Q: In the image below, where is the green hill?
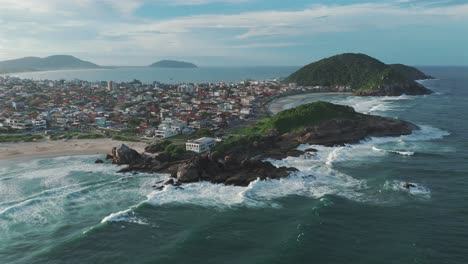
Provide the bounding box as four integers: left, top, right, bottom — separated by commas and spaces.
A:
0, 55, 100, 73
286, 53, 433, 96
149, 60, 197, 68
257, 101, 357, 134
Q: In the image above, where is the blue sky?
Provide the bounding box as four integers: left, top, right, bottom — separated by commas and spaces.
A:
0, 0, 467, 66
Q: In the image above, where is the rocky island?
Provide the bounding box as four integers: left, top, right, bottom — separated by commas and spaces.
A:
106, 101, 418, 187
286, 53, 433, 96
149, 60, 198, 68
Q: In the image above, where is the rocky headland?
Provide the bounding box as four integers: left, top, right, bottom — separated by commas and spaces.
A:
105, 102, 418, 187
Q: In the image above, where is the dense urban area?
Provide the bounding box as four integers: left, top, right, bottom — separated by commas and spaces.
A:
0, 75, 350, 151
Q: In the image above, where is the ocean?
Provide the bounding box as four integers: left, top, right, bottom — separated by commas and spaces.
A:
10, 66, 299, 84
1, 66, 467, 263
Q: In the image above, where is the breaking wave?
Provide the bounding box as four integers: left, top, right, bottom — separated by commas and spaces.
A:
383, 180, 431, 199
101, 209, 148, 225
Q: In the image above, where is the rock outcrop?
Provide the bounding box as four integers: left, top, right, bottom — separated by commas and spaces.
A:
174, 154, 297, 186
106, 102, 419, 187
110, 144, 142, 165
354, 81, 433, 96
282, 116, 417, 146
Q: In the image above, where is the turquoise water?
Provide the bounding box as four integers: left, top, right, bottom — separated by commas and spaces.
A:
11, 66, 299, 84
1, 66, 468, 263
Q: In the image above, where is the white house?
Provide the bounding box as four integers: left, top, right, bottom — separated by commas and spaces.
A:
186, 137, 216, 153
155, 118, 186, 139
34, 119, 47, 130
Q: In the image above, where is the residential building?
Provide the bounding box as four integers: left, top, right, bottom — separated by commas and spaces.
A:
186, 137, 216, 153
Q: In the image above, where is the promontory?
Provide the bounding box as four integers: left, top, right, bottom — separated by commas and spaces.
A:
286, 53, 433, 96
107, 101, 418, 187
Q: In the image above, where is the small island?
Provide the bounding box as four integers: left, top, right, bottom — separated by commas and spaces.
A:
0, 55, 100, 73
108, 101, 418, 187
286, 53, 433, 96
149, 60, 198, 68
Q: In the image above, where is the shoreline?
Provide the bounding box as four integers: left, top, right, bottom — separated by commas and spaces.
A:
267, 92, 352, 114
0, 138, 147, 161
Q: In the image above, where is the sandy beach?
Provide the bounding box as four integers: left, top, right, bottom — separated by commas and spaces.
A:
0, 138, 147, 161
268, 92, 352, 114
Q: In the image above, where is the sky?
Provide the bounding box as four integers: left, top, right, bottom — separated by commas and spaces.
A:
0, 0, 467, 66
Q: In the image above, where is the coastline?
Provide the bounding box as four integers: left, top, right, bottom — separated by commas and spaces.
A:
267, 92, 352, 114
0, 138, 147, 161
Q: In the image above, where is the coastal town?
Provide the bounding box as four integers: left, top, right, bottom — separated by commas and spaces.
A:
0, 75, 350, 152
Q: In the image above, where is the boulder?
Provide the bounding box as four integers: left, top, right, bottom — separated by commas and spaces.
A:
111, 144, 142, 165
177, 164, 200, 183
95, 159, 104, 164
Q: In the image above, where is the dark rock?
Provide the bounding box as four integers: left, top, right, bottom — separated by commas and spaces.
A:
163, 179, 175, 185
403, 182, 417, 189
94, 159, 104, 164
177, 164, 200, 183
112, 144, 142, 165
286, 149, 304, 157
304, 148, 318, 152
173, 155, 298, 187
282, 116, 417, 147
105, 154, 113, 160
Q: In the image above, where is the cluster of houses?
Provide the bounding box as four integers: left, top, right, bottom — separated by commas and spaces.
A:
0, 75, 350, 153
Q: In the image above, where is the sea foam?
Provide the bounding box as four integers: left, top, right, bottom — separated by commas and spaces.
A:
101, 208, 148, 225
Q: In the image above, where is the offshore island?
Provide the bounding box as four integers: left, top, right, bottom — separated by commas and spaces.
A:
0, 53, 433, 187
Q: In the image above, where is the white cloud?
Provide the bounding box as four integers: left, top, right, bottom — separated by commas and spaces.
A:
0, 1, 466, 64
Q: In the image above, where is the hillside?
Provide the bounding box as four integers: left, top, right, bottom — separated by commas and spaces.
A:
286, 53, 433, 96
215, 101, 417, 160
149, 60, 197, 68
256, 101, 357, 134
389, 64, 434, 80
0, 55, 100, 73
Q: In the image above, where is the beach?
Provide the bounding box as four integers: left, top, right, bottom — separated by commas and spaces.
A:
0, 138, 147, 160
268, 92, 352, 114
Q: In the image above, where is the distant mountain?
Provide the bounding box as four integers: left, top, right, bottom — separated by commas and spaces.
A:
0, 55, 100, 73
286, 53, 433, 96
149, 60, 197, 68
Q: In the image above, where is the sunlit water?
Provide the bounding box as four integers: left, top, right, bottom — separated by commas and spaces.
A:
1, 66, 467, 263
11, 66, 299, 84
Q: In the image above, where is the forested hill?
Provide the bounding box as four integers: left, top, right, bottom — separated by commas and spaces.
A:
286, 53, 433, 96
0, 55, 100, 73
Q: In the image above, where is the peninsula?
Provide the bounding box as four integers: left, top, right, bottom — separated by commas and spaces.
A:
0, 55, 100, 73
286, 53, 433, 96
149, 60, 198, 68
109, 101, 418, 187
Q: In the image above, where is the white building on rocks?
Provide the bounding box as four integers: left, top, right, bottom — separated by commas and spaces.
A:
186, 137, 216, 153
